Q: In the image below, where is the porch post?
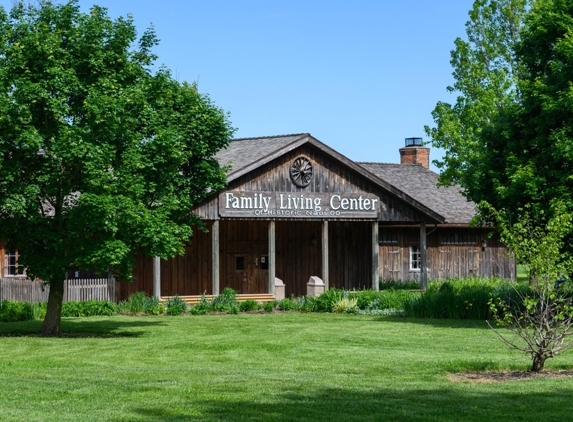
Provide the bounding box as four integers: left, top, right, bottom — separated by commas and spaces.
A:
322, 220, 329, 290
268, 220, 276, 295
153, 256, 161, 299
372, 221, 379, 291
420, 222, 427, 291
212, 220, 220, 296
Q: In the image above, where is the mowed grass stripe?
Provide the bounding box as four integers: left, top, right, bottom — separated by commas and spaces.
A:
1, 313, 572, 421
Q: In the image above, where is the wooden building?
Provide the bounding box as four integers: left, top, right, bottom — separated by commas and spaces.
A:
117, 134, 515, 301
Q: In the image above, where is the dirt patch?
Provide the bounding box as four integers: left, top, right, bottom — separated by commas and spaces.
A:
448, 369, 573, 383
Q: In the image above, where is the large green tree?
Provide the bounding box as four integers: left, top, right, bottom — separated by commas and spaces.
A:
425, 0, 529, 193
427, 0, 573, 225
0, 1, 234, 335
475, 0, 573, 217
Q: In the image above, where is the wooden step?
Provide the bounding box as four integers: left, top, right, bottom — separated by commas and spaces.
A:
161, 293, 275, 305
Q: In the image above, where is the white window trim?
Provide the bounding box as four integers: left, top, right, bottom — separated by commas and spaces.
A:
3, 250, 25, 277
409, 245, 421, 272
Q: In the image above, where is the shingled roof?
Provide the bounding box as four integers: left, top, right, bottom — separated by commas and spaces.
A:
215, 133, 310, 181
214, 134, 476, 224
358, 162, 476, 224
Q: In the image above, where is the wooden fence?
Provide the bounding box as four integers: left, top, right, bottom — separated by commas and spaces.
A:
0, 277, 116, 303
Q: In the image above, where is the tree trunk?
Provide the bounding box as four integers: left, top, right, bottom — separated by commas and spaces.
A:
531, 354, 546, 372
40, 276, 65, 336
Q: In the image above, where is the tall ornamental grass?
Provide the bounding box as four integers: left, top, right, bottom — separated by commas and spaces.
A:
403, 277, 513, 319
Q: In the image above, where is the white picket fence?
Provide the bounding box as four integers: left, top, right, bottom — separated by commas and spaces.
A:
0, 277, 116, 303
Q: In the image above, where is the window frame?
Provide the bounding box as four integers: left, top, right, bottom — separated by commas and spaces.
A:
409, 245, 421, 272
3, 250, 24, 277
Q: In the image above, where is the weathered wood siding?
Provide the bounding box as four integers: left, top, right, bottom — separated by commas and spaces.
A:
120, 219, 374, 300
219, 220, 268, 294
193, 144, 427, 223
276, 220, 322, 297
119, 223, 214, 300
378, 226, 515, 281
328, 221, 372, 290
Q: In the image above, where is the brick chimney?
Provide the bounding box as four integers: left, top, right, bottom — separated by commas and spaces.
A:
399, 137, 430, 169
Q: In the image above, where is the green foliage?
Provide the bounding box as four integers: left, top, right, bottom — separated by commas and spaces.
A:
276, 298, 297, 311
0, 300, 33, 322
293, 295, 315, 312
210, 288, 239, 313
143, 296, 164, 315
188, 304, 209, 315
31, 302, 47, 320
482, 201, 573, 285
428, 0, 573, 244
332, 297, 358, 313
238, 300, 260, 312
187, 288, 244, 315
485, 201, 573, 371
165, 295, 187, 316
127, 292, 147, 314
351, 290, 382, 310
403, 278, 509, 319
472, 0, 573, 222
379, 279, 420, 290
425, 0, 528, 190
263, 302, 274, 313
61, 300, 117, 317
312, 289, 346, 312
0, 1, 234, 334
313, 288, 416, 314
117, 292, 165, 315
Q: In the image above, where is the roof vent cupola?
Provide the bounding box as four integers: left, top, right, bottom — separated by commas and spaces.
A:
400, 137, 430, 169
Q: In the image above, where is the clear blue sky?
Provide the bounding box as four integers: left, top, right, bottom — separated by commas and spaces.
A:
2, 0, 474, 172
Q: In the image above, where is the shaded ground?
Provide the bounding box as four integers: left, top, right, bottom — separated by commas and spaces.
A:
449, 369, 573, 383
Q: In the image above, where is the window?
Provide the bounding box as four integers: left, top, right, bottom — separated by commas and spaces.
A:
235, 256, 245, 271
3, 250, 20, 277
260, 255, 269, 270
410, 245, 421, 271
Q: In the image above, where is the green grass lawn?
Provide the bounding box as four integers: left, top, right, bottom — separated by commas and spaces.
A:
1, 313, 572, 421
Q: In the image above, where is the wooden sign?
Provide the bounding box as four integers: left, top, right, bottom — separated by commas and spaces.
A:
219, 191, 379, 219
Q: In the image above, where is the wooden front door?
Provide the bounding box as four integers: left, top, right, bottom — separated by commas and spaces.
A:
225, 241, 268, 294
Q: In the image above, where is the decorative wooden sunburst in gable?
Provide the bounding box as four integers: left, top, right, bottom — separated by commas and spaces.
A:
290, 155, 313, 188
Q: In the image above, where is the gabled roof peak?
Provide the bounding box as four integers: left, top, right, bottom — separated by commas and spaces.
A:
231, 133, 309, 142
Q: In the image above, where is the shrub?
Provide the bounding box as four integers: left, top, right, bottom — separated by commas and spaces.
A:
239, 300, 260, 312
82, 300, 116, 316
313, 289, 345, 312
143, 296, 164, 315
294, 295, 315, 312
379, 279, 421, 290
210, 288, 239, 313
277, 298, 296, 311
116, 300, 129, 314
188, 304, 209, 315
332, 297, 358, 313
351, 290, 382, 310
344, 289, 413, 312
165, 295, 187, 316
61, 301, 83, 317
32, 302, 47, 320
127, 292, 147, 314
61, 300, 117, 317
263, 302, 274, 312
0, 300, 33, 322
402, 277, 510, 319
